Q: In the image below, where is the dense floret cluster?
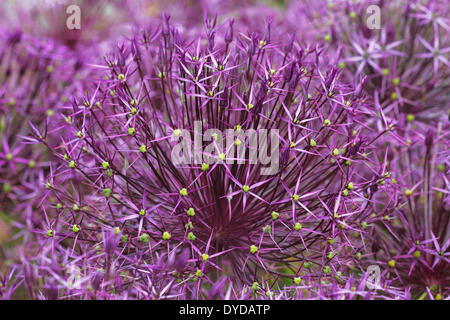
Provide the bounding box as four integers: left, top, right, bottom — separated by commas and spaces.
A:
0, 0, 448, 300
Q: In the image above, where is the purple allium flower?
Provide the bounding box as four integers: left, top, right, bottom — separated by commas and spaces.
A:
29, 13, 394, 299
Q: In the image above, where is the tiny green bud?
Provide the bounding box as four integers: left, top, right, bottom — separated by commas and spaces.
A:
139, 144, 147, 153
187, 232, 196, 241
2, 183, 11, 193
102, 161, 109, 170
179, 188, 188, 196
271, 211, 279, 220
294, 222, 302, 231
187, 208, 195, 217
250, 245, 258, 254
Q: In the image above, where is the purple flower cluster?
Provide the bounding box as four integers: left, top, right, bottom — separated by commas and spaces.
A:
0, 0, 448, 300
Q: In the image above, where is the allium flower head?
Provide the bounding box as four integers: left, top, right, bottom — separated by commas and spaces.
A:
31, 13, 392, 299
